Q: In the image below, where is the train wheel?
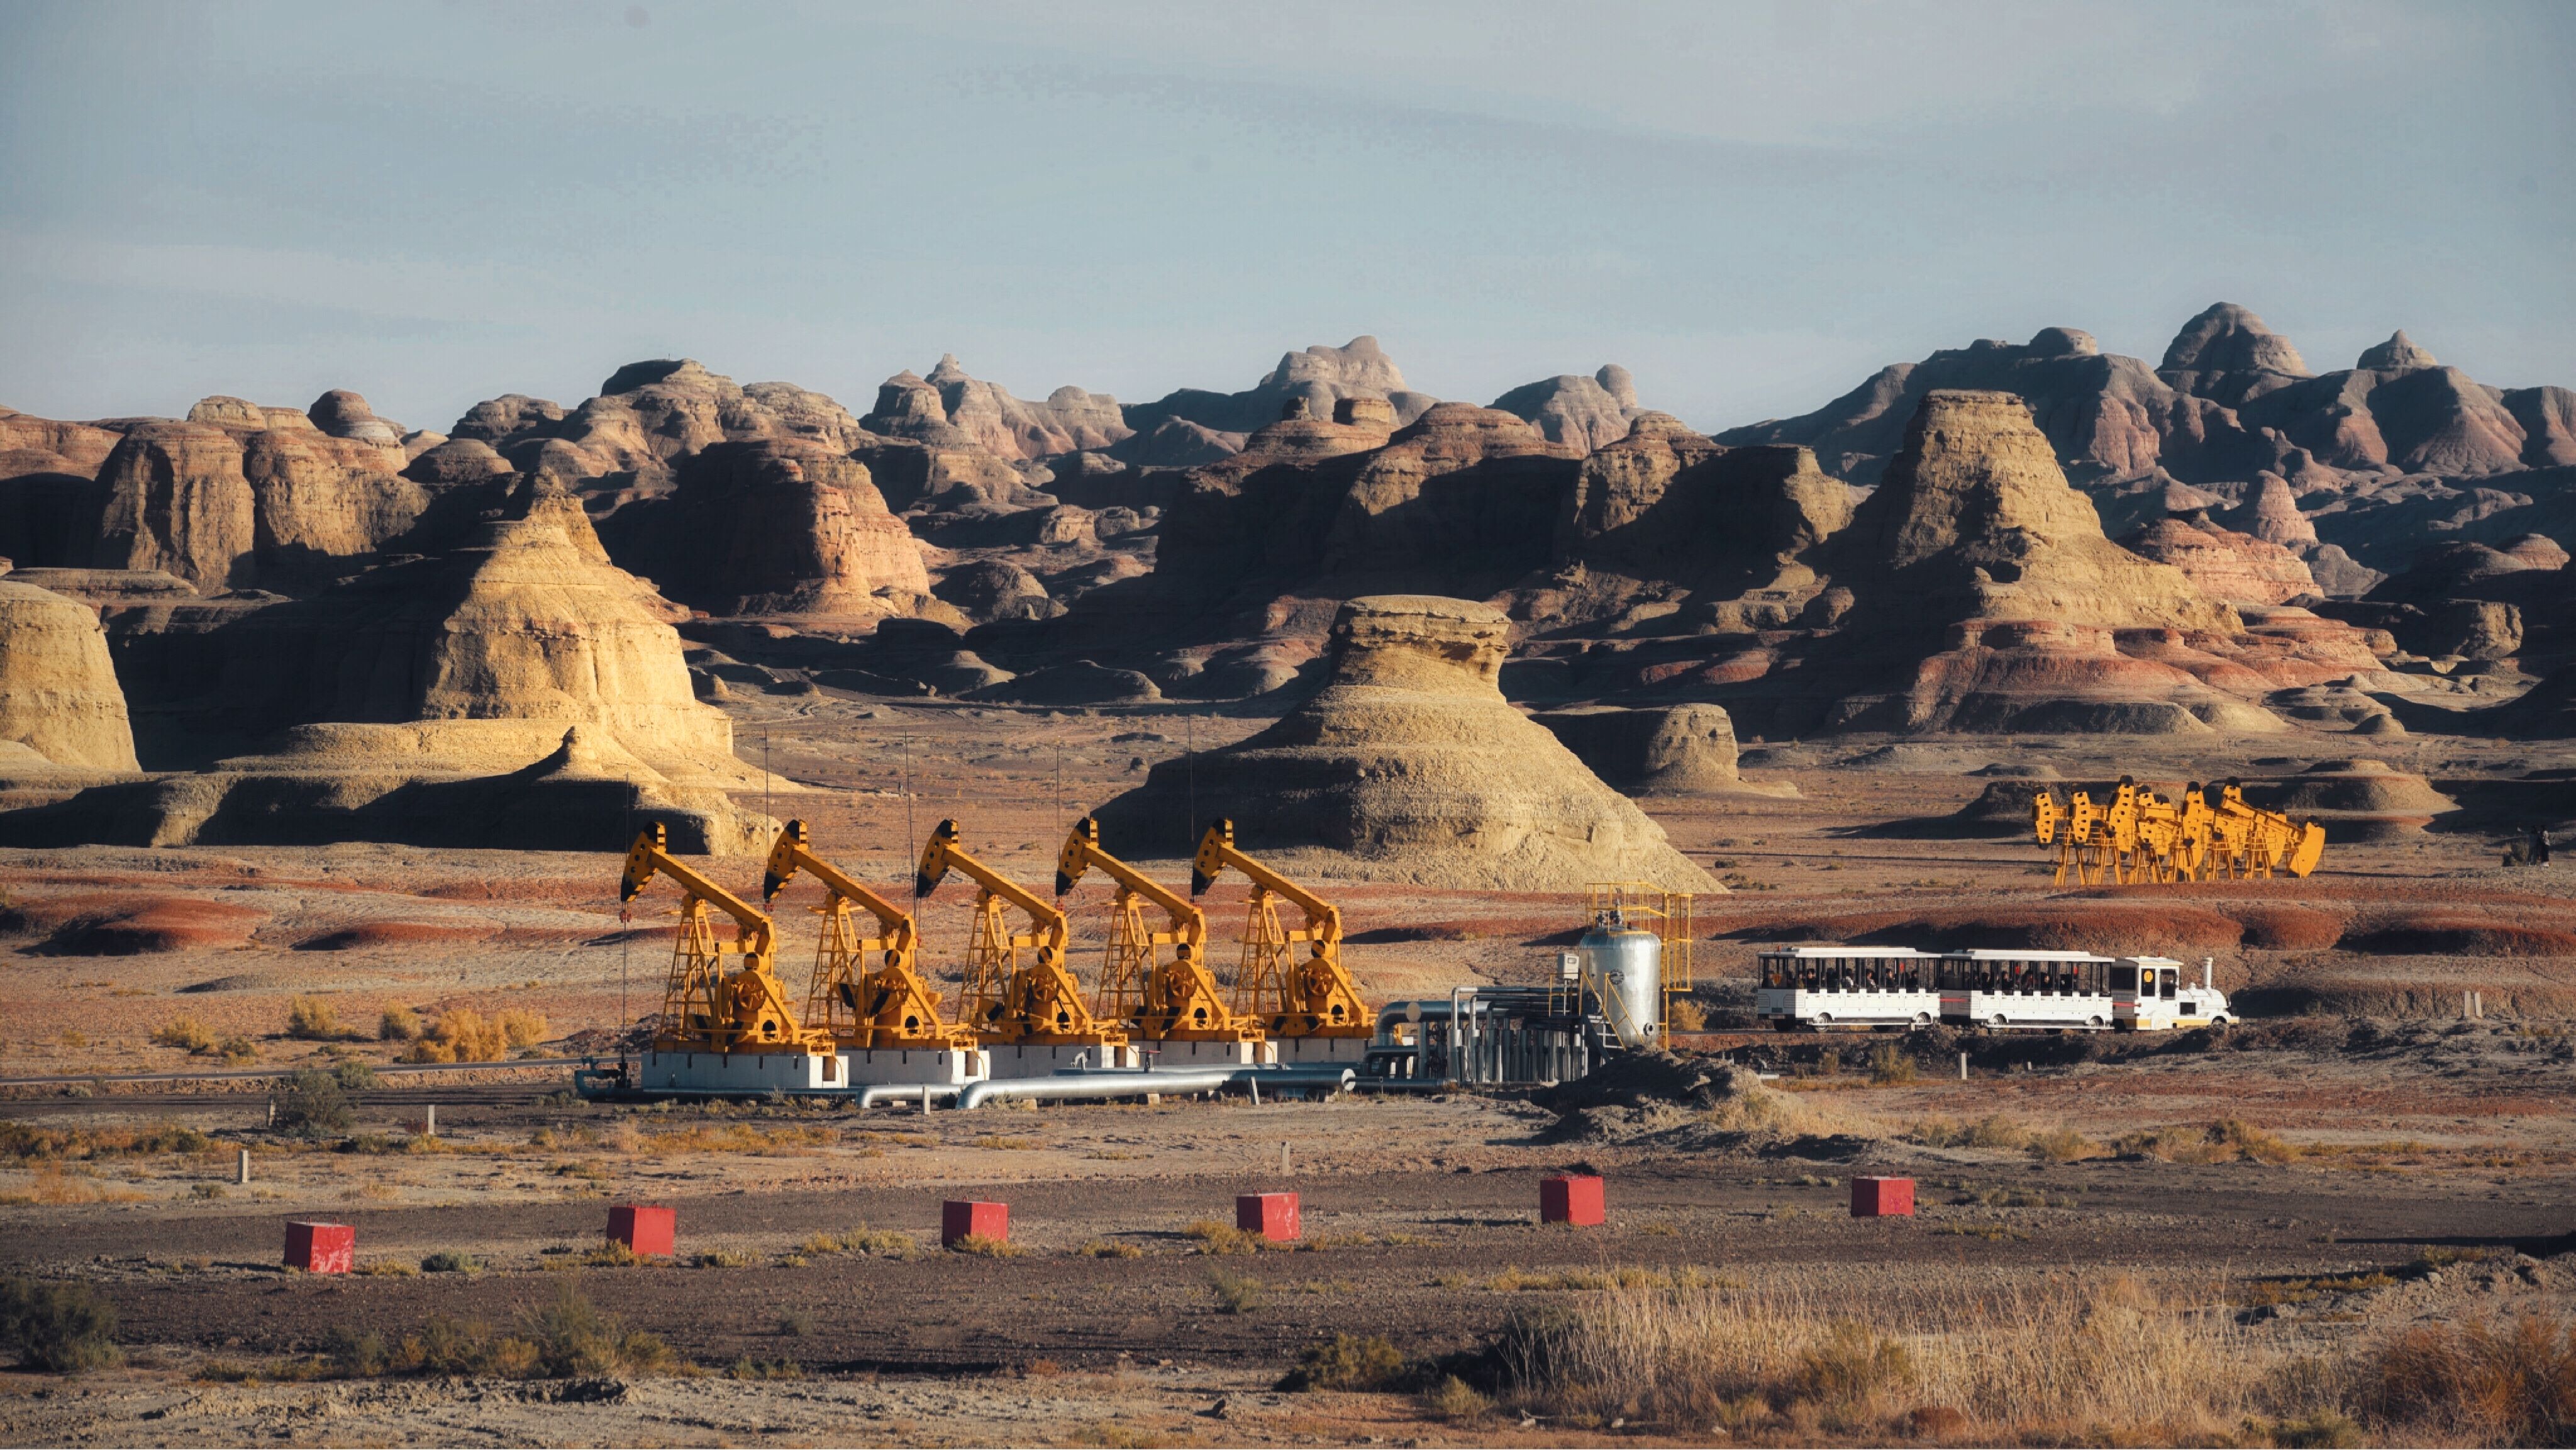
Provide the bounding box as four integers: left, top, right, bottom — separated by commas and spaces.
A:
1989, 1014, 2008, 1030
2087, 1016, 2106, 1030
1913, 1013, 1933, 1028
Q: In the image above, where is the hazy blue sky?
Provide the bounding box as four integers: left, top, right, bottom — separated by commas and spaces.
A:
2, 1, 2568, 435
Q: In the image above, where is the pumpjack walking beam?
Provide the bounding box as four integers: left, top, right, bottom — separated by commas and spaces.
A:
1058, 816, 1261, 1042
763, 819, 975, 1051
620, 823, 828, 1054
1191, 818, 1371, 1039
916, 818, 1124, 1047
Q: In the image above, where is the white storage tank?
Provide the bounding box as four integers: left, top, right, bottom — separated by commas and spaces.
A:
1578, 912, 1662, 1049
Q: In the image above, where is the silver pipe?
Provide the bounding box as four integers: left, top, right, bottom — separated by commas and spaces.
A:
955, 1066, 1356, 1110
855, 1083, 967, 1110
1374, 1000, 1463, 1044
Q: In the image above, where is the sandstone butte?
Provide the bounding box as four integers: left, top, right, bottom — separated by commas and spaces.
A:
0, 477, 775, 854
0, 572, 140, 773
1093, 594, 1716, 892
1802, 390, 2372, 735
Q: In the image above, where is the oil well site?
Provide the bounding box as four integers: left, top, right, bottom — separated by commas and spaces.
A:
4, 12, 2576, 1436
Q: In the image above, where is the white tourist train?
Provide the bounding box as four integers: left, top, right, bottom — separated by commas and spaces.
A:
1754, 945, 2230, 1032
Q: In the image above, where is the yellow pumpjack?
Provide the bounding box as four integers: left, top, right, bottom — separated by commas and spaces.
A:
2035, 776, 2324, 885
1191, 819, 1371, 1042
620, 822, 831, 1056
916, 818, 1127, 1051
1057, 816, 1261, 1044
763, 819, 977, 1052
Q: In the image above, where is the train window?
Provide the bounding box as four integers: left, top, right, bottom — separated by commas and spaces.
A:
2161, 969, 2177, 1000
2111, 964, 2138, 992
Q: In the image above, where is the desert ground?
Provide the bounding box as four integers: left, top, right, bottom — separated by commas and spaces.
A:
4, 693, 2575, 1445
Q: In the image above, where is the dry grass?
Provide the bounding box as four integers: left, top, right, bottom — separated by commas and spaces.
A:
797, 1227, 921, 1260
0, 1167, 153, 1205
1484, 1264, 1736, 1293
948, 1234, 1021, 1258
1182, 1219, 1273, 1256
2118, 1118, 2301, 1164
398, 1007, 547, 1064
286, 996, 364, 1042
1905, 1113, 2101, 1162
1486, 1271, 2331, 1442
1, 1122, 215, 1162
149, 1017, 216, 1053
2369, 1313, 2576, 1444
314, 1284, 673, 1380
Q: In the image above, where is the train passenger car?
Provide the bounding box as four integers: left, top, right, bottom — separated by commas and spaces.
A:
2113, 956, 2231, 1030
1755, 947, 1940, 1029
1935, 949, 2122, 1030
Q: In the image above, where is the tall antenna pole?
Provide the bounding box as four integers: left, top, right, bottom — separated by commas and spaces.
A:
902, 728, 915, 859
1185, 715, 1196, 852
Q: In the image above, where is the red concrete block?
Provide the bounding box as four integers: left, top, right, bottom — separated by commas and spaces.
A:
1236, 1192, 1300, 1242
606, 1204, 676, 1256
1850, 1177, 1915, 1217
942, 1199, 1008, 1247
284, 1220, 354, 1274
1540, 1174, 1605, 1226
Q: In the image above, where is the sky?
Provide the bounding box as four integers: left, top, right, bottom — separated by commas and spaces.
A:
1, 1, 2570, 436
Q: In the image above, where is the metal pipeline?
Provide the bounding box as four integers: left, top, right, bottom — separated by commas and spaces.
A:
1374, 999, 1462, 1044
854, 1083, 968, 1111
955, 1066, 1357, 1110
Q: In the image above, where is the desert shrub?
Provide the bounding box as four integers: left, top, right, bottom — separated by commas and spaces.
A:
1078, 1239, 1143, 1259
286, 996, 344, 1041
394, 1007, 547, 1060
2369, 1313, 2576, 1444
528, 1283, 672, 1376
273, 1070, 354, 1139
777, 1310, 814, 1337
1965, 1113, 2029, 1150
2118, 1118, 2298, 1165
1666, 998, 1707, 1032
1184, 1219, 1265, 1255
151, 1017, 215, 1054
1422, 1373, 1491, 1420
1788, 1320, 1914, 1405
948, 1234, 1021, 1258
1279, 1332, 1407, 1391
331, 1060, 377, 1093
215, 1036, 258, 1064
1206, 1267, 1264, 1314
1866, 1042, 1917, 1085
729, 1356, 801, 1380
2025, 1127, 2101, 1163
419, 1252, 479, 1274
378, 1007, 419, 1042
0, 1276, 120, 1372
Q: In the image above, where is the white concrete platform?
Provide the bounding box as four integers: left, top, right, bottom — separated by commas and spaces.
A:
1272, 1035, 1370, 1066
1141, 1039, 1279, 1068
839, 1047, 989, 1086
984, 1042, 1143, 1078
638, 1048, 840, 1095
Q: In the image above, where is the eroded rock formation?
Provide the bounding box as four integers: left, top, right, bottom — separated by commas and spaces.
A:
1093, 595, 1713, 890
0, 574, 140, 772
